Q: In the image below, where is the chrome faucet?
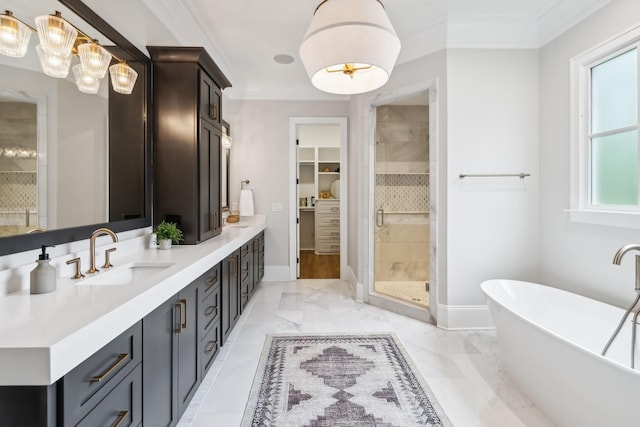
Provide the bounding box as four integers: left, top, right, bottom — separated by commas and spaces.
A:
87, 228, 118, 274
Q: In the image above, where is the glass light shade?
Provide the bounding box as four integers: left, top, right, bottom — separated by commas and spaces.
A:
72, 64, 101, 94
108, 62, 138, 94
299, 0, 401, 95
0, 12, 32, 57
222, 133, 232, 149
35, 12, 77, 57
36, 44, 71, 78
78, 42, 112, 78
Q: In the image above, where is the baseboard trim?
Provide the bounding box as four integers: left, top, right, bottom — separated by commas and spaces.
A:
263, 265, 289, 282
345, 265, 364, 302
436, 304, 495, 330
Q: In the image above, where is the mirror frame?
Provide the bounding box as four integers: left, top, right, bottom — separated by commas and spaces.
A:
0, 0, 152, 256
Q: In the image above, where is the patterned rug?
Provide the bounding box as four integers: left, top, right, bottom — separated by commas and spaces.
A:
241, 333, 451, 427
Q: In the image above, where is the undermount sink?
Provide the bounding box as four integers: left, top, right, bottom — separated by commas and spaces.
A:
77, 262, 174, 286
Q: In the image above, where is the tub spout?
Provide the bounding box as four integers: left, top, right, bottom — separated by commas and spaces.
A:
612, 244, 640, 292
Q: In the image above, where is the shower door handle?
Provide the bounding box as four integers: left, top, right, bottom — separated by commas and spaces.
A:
376, 209, 384, 227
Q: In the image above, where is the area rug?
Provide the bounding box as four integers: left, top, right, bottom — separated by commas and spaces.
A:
241, 333, 452, 427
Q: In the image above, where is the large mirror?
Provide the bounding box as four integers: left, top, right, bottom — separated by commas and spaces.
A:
0, 0, 151, 256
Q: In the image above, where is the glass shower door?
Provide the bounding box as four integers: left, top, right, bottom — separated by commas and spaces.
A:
373, 104, 430, 309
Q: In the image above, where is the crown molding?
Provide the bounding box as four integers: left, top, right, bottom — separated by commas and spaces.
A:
141, 0, 240, 86
537, 0, 613, 46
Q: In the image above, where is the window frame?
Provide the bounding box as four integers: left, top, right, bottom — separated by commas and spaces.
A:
569, 25, 640, 228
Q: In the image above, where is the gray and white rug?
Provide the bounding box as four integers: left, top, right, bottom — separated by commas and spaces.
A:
241, 333, 452, 427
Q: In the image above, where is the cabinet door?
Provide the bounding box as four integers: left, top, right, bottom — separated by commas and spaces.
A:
252, 236, 260, 290
199, 71, 222, 129
143, 299, 179, 427
198, 119, 222, 242
221, 250, 240, 345
177, 282, 200, 417
240, 242, 253, 312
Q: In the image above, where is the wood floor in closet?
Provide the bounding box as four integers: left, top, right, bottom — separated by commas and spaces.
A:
299, 250, 340, 279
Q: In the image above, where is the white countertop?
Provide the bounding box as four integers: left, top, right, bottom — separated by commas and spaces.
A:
0, 216, 266, 386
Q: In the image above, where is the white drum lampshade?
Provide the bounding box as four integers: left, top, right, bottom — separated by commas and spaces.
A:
299, 0, 401, 95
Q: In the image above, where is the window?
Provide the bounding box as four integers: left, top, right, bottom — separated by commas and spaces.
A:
570, 26, 640, 228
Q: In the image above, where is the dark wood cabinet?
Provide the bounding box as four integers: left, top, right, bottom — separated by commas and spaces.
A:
142, 280, 200, 426
142, 298, 178, 427
240, 242, 253, 313
221, 249, 240, 345
149, 47, 231, 244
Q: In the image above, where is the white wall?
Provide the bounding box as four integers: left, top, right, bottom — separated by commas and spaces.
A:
540, 0, 640, 307
223, 99, 349, 279
444, 49, 540, 327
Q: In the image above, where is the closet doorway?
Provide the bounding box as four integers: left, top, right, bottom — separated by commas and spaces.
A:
288, 118, 347, 280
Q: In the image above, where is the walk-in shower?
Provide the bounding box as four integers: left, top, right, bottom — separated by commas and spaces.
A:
374, 102, 430, 308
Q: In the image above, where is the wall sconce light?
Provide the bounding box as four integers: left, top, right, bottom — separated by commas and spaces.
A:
0, 10, 137, 95
299, 0, 401, 95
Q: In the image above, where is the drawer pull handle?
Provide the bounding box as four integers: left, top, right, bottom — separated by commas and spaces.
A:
210, 103, 218, 121
112, 410, 129, 427
330, 219, 339, 223
180, 299, 188, 329
332, 232, 339, 236
229, 257, 237, 276
175, 300, 186, 333
331, 207, 339, 211
206, 272, 218, 285
205, 306, 217, 317
205, 340, 218, 354
90, 353, 129, 383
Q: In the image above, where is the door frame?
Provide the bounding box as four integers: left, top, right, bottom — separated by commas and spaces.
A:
365, 80, 439, 323
288, 117, 348, 280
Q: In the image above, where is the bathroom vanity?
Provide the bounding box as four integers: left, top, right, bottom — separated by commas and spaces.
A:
0, 217, 265, 426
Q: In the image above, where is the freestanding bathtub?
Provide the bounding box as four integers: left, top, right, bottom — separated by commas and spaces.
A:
481, 279, 640, 427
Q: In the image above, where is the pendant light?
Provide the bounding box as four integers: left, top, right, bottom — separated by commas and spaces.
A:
299, 0, 401, 95
0, 11, 32, 58
108, 62, 138, 95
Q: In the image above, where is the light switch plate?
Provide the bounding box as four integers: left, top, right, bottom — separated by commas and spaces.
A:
271, 203, 283, 212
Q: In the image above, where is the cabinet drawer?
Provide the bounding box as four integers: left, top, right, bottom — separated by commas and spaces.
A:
200, 283, 220, 336
316, 201, 340, 214
76, 363, 142, 427
199, 264, 221, 298
317, 215, 340, 227
316, 240, 340, 253
317, 227, 340, 239
201, 324, 220, 375
61, 322, 142, 426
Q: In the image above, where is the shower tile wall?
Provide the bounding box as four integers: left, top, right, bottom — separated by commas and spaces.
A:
376, 105, 429, 174
375, 105, 430, 283
375, 223, 429, 281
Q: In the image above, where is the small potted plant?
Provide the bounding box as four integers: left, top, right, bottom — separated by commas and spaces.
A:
154, 221, 183, 249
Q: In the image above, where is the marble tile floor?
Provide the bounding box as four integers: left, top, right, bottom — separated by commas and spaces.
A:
177, 279, 555, 427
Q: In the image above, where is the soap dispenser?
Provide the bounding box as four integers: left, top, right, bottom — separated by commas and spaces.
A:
30, 245, 57, 295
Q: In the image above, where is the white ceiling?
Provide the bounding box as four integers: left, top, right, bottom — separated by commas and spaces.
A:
18, 0, 614, 100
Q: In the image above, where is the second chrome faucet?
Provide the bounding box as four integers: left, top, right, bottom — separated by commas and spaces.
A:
87, 228, 118, 274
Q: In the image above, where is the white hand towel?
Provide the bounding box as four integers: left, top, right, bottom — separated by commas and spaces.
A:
239, 189, 254, 216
